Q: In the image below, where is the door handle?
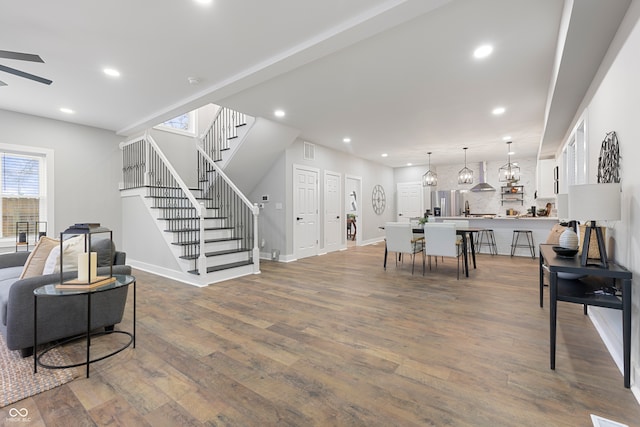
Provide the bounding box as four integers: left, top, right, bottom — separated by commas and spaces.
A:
336, 216, 340, 219
296, 217, 303, 221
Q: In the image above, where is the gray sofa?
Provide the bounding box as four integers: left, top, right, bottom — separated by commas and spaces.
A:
0, 240, 131, 357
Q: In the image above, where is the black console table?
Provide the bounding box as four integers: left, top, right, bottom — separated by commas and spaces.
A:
539, 244, 632, 388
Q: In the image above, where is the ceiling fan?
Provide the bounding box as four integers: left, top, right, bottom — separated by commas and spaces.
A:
0, 50, 52, 86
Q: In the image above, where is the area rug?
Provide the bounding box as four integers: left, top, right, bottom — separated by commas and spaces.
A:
0, 335, 76, 408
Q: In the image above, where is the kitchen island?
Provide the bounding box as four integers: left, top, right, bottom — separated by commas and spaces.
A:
433, 216, 558, 256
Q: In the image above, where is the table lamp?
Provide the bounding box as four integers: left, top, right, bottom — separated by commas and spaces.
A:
568, 183, 621, 268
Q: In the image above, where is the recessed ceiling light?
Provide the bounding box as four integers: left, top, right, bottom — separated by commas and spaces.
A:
492, 107, 506, 115
194, 0, 212, 4
473, 44, 493, 59
60, 107, 75, 114
407, 163, 412, 166
274, 109, 285, 118
103, 68, 120, 77
343, 137, 351, 143
503, 135, 512, 141
381, 153, 388, 158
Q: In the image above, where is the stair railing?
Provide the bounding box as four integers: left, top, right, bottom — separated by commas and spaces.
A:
200, 107, 247, 162
121, 132, 207, 273
197, 145, 259, 266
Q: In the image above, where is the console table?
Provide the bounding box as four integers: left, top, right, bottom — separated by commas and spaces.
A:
539, 244, 632, 388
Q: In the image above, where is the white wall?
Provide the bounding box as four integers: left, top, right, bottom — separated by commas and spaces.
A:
249, 155, 287, 259
556, 0, 640, 396
0, 109, 124, 246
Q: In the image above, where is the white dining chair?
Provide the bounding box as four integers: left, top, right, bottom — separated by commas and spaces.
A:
443, 219, 470, 247
423, 222, 465, 279
384, 222, 425, 275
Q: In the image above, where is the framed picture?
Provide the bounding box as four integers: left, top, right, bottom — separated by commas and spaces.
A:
553, 166, 559, 181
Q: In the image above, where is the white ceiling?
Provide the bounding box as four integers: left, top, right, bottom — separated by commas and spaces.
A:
0, 0, 631, 168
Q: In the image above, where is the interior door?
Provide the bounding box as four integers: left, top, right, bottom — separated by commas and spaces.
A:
293, 165, 319, 259
397, 182, 423, 222
324, 171, 341, 253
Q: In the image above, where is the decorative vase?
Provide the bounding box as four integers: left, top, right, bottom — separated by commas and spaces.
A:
559, 228, 579, 250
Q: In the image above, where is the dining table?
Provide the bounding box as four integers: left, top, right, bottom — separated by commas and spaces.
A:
412, 226, 483, 277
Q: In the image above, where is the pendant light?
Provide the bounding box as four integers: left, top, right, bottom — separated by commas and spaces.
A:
498, 141, 520, 183
458, 147, 473, 184
422, 152, 438, 187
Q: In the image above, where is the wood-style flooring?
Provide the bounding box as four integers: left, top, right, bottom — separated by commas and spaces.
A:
2, 243, 639, 426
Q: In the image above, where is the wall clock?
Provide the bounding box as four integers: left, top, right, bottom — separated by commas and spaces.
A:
597, 131, 620, 183
371, 184, 386, 215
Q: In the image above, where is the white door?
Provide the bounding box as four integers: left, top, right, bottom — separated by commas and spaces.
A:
397, 182, 423, 222
324, 171, 341, 253
294, 165, 319, 259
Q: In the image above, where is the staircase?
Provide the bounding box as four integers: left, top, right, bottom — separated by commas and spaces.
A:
120, 107, 259, 286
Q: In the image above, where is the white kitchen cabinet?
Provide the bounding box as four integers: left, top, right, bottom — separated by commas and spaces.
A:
537, 158, 556, 199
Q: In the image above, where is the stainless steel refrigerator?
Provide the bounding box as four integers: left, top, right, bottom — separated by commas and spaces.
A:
431, 190, 463, 217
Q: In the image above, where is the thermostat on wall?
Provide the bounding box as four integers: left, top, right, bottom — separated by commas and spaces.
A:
261, 195, 270, 202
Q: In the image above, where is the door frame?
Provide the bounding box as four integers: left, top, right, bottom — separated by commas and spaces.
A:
345, 174, 362, 246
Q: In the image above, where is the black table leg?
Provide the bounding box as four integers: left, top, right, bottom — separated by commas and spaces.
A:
469, 232, 476, 269
461, 234, 469, 277
550, 271, 557, 370
539, 248, 544, 308
623, 278, 631, 388
383, 242, 388, 270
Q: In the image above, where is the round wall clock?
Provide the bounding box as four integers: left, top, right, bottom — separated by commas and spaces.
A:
372, 184, 386, 215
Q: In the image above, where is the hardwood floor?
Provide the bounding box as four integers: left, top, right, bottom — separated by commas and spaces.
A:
2, 243, 639, 426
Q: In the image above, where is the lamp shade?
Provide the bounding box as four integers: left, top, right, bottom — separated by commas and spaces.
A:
556, 194, 568, 219
568, 183, 621, 222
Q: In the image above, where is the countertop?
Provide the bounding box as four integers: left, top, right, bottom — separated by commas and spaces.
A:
435, 216, 559, 221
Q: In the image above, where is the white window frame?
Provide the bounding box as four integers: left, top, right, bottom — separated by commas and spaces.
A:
561, 111, 588, 192
0, 143, 54, 246
154, 111, 198, 137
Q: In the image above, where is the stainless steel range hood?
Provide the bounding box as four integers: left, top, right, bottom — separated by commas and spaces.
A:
470, 162, 496, 192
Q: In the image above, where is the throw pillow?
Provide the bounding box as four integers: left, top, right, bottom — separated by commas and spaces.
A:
19, 236, 60, 279
545, 223, 567, 245
42, 234, 85, 274
91, 237, 115, 267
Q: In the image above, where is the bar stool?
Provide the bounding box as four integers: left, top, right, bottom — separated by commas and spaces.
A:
476, 229, 498, 255
511, 230, 535, 258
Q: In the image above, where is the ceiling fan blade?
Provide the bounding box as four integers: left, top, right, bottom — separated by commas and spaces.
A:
0, 50, 44, 63
0, 64, 52, 85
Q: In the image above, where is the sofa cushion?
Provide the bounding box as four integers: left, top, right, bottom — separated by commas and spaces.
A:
0, 265, 24, 282
19, 236, 59, 279
91, 238, 116, 267
42, 234, 84, 274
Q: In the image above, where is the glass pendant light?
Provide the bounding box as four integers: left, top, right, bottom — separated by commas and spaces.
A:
458, 147, 473, 184
499, 141, 520, 183
422, 152, 438, 187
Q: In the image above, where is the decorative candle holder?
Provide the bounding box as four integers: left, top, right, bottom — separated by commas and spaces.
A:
57, 223, 114, 289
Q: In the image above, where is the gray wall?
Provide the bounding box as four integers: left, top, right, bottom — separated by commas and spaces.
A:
0, 109, 123, 247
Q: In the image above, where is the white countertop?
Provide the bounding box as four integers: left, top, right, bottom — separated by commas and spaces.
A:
436, 216, 559, 221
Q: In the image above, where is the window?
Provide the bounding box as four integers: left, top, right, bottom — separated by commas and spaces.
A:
0, 147, 49, 240
562, 112, 588, 191
154, 111, 198, 137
